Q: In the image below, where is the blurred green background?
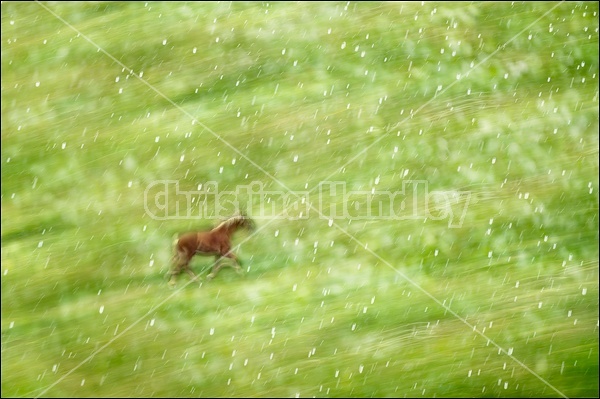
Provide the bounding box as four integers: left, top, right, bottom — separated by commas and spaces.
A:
2, 2, 598, 397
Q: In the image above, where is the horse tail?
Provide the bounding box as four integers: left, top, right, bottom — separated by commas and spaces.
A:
170, 234, 181, 262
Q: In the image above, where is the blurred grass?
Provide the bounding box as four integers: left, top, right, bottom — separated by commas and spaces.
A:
2, 1, 598, 398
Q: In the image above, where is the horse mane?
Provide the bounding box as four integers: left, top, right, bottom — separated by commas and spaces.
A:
212, 214, 247, 231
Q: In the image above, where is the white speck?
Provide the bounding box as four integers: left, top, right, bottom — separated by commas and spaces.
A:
193, 47, 197, 54
180, 155, 185, 162
582, 288, 587, 295
341, 41, 346, 49
115, 77, 120, 83
274, 230, 279, 237
491, 157, 496, 164
150, 318, 155, 326
219, 166, 224, 174
162, 39, 167, 45
292, 284, 297, 291
209, 328, 215, 335
62, 142, 67, 149
282, 48, 286, 55
81, 379, 85, 386
155, 136, 160, 143
99, 305, 104, 314
328, 219, 333, 227
35, 81, 40, 87
351, 323, 356, 331
293, 155, 298, 162
38, 241, 43, 248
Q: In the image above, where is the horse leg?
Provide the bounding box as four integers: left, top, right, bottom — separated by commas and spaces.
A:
179, 249, 202, 282
184, 264, 200, 282
207, 256, 223, 280
166, 267, 181, 286
224, 252, 244, 275
167, 249, 190, 285
166, 258, 181, 282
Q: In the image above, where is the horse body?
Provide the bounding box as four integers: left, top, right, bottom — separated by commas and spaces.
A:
168, 215, 255, 284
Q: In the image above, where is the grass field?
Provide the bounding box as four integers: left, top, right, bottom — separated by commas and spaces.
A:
1, 2, 598, 398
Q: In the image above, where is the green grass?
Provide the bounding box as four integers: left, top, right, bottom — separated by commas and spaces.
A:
2, 2, 598, 398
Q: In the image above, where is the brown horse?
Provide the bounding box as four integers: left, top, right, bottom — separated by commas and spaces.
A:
167, 214, 255, 284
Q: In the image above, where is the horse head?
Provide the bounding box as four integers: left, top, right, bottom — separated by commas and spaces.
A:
234, 208, 255, 231
240, 213, 256, 231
